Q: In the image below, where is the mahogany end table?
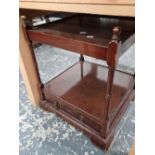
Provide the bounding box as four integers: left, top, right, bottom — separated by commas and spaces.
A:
20, 13, 135, 149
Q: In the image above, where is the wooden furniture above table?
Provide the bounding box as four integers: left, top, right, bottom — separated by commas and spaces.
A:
19, 0, 135, 17
19, 0, 135, 150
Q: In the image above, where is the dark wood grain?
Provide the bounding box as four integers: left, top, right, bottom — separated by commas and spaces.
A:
28, 14, 134, 55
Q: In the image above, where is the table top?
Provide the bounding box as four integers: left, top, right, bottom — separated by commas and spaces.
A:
19, 0, 135, 17
28, 14, 135, 50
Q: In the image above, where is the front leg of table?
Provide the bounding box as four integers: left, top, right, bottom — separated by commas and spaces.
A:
103, 27, 121, 136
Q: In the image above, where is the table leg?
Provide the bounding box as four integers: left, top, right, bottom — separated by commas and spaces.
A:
103, 27, 121, 136
19, 16, 42, 106
79, 54, 84, 79
105, 66, 115, 132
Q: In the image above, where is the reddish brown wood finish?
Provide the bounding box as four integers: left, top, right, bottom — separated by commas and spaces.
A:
28, 31, 107, 60
22, 14, 135, 150
40, 61, 134, 149
43, 61, 133, 123
28, 14, 134, 56
104, 27, 122, 136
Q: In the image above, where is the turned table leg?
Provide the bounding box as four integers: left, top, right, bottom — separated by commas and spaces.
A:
79, 54, 84, 79
105, 66, 115, 121
101, 27, 121, 136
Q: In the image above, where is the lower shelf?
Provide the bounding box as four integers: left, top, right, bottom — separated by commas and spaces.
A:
40, 61, 134, 149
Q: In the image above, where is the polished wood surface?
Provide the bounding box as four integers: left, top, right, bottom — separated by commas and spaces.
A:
28, 14, 135, 57
40, 61, 134, 149
44, 61, 133, 122
19, 0, 135, 105
19, 9, 135, 149
30, 14, 134, 44
23, 13, 135, 148
19, 0, 135, 17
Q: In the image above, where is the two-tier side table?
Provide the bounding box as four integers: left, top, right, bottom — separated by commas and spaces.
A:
19, 1, 135, 149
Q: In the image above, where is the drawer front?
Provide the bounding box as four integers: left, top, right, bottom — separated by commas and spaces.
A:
50, 98, 102, 133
